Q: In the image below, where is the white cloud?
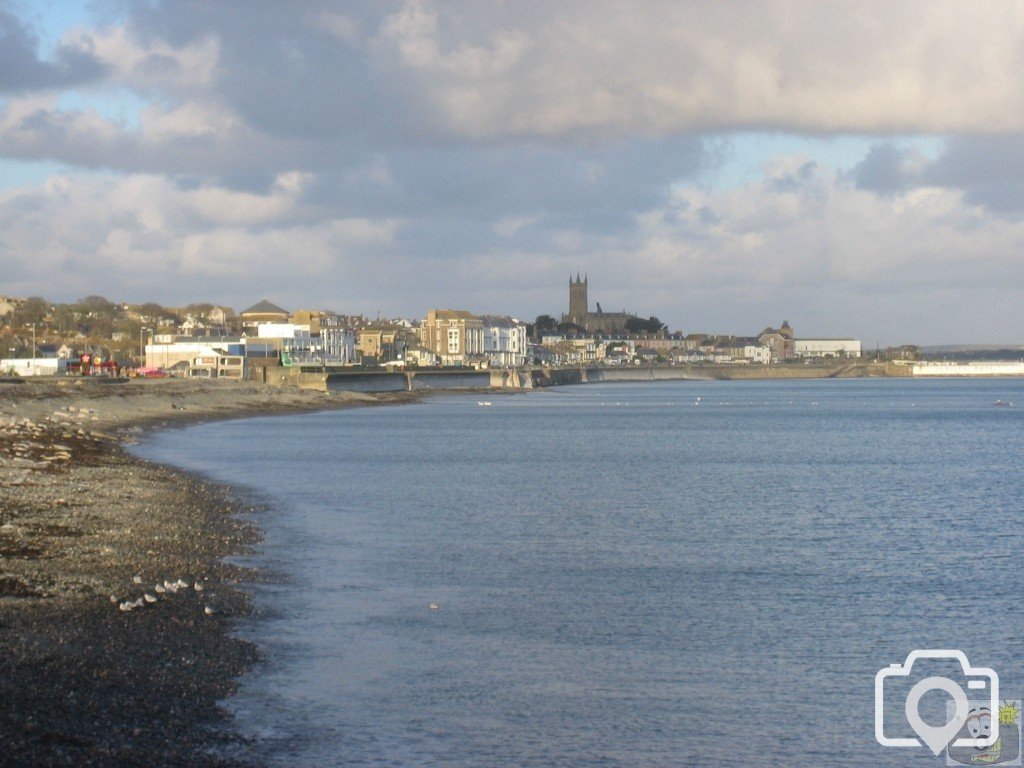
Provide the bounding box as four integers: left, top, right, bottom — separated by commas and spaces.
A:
2, 2, 1023, 343
70, 25, 220, 94
139, 100, 241, 141
0, 171, 396, 300
624, 159, 1024, 292
372, 0, 1024, 138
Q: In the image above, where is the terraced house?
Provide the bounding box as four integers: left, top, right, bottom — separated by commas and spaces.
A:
420, 310, 485, 366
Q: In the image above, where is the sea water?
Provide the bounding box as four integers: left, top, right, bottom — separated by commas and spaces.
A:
134, 379, 1024, 766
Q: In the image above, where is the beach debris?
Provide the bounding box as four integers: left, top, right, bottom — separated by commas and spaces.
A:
118, 601, 134, 612
109, 595, 118, 604
132, 575, 142, 584
144, 593, 158, 603
175, 579, 189, 589
154, 584, 166, 593
193, 582, 204, 592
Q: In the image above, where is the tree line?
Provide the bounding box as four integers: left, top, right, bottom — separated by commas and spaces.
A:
530, 314, 667, 338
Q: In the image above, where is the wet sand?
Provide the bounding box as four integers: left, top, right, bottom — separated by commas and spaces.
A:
0, 379, 416, 766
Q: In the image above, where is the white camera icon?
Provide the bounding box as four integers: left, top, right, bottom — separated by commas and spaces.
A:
875, 650, 999, 754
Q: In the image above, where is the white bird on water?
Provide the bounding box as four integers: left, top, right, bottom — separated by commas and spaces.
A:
429, 603, 440, 610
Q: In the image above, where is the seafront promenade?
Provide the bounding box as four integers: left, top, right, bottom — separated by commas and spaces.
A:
261, 360, 909, 392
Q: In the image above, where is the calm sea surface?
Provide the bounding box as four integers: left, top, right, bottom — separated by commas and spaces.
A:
134, 379, 1024, 767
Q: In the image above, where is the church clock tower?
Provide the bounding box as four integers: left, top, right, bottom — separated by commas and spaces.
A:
568, 273, 588, 327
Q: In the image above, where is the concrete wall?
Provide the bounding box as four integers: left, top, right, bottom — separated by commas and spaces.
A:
530, 362, 895, 385
326, 372, 407, 392
264, 361, 903, 392
588, 367, 711, 382
264, 367, 329, 390
530, 368, 584, 387
408, 371, 491, 391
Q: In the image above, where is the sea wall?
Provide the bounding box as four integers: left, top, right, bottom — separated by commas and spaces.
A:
531, 362, 898, 385
408, 371, 491, 391
265, 361, 904, 392
911, 362, 1024, 377
586, 367, 711, 382
325, 372, 407, 392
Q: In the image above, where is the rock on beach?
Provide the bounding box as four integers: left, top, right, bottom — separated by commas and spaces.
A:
0, 379, 412, 766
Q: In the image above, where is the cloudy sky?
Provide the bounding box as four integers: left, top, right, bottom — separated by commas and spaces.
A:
2, 0, 1023, 344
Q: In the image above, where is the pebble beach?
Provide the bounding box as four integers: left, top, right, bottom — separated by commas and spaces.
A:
0, 379, 414, 766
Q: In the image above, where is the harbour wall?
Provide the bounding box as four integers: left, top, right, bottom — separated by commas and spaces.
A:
911, 362, 1024, 376
539, 362, 904, 385
263, 361, 905, 393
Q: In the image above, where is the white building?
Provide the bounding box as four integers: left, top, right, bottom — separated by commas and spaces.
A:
794, 338, 862, 358
255, 323, 311, 339
480, 315, 529, 367
0, 358, 63, 376
146, 340, 235, 371
318, 327, 356, 365
743, 345, 772, 364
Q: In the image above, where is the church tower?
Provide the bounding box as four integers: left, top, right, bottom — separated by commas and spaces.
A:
568, 273, 588, 327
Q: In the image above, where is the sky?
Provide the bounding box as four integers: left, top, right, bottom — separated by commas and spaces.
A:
1, 1, 1023, 345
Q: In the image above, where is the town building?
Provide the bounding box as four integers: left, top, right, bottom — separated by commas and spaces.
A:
0, 357, 66, 376
0, 297, 23, 320
239, 299, 289, 332
319, 328, 356, 365
145, 338, 244, 372
356, 325, 407, 365
561, 274, 637, 333
758, 321, 796, 361
480, 315, 529, 367
794, 338, 862, 358
405, 344, 440, 367
420, 309, 485, 366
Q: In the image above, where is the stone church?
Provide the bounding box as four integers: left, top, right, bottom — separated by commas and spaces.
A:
561, 274, 637, 333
